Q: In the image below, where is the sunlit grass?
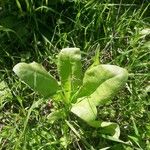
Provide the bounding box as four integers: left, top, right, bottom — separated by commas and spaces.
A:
0, 0, 149, 149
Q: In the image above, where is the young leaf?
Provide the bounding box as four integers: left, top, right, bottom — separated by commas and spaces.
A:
89, 65, 128, 106
13, 62, 59, 97
74, 65, 128, 105
57, 48, 82, 101
71, 100, 121, 138
71, 64, 128, 136
88, 121, 121, 139
71, 97, 97, 122
100, 122, 120, 139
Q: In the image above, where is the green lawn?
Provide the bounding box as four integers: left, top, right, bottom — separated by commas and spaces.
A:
0, 0, 150, 149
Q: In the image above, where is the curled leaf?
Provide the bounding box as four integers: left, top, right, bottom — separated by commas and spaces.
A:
71, 64, 128, 138
74, 65, 128, 105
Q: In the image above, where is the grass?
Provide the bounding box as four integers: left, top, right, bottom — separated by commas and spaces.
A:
0, 0, 150, 149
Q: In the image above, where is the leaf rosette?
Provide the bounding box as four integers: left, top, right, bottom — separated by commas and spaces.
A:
13, 48, 128, 139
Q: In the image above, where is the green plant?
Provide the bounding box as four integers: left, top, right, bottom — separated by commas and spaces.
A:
13, 48, 128, 141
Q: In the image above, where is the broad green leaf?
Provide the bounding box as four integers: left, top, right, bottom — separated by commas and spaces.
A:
71, 97, 97, 122
71, 65, 128, 137
74, 65, 128, 106
101, 135, 132, 145
88, 119, 120, 139
57, 48, 82, 101
100, 122, 120, 139
89, 65, 128, 106
90, 121, 121, 139
86, 120, 120, 138
13, 62, 59, 97
71, 99, 121, 138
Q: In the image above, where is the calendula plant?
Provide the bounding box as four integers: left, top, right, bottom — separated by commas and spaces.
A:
13, 48, 128, 140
